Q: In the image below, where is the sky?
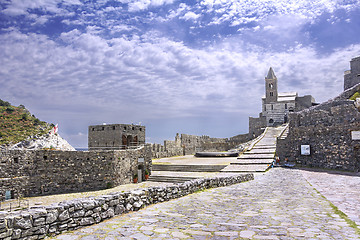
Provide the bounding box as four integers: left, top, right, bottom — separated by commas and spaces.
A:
1, 0, 360, 148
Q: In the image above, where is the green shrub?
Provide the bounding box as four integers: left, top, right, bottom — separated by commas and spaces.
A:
21, 113, 28, 121
5, 106, 15, 113
0, 99, 10, 107
350, 91, 360, 100
33, 118, 40, 125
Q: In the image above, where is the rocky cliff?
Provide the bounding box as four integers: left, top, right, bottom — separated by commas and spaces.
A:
0, 99, 75, 151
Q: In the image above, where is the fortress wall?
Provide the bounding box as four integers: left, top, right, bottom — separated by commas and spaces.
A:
249, 116, 266, 137
344, 57, 360, 90
150, 133, 247, 158
277, 99, 360, 171
0, 148, 151, 201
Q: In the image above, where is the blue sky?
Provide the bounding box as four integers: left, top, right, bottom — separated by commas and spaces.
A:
1, 0, 360, 147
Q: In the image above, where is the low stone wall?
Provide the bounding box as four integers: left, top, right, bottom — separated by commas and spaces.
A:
0, 174, 254, 239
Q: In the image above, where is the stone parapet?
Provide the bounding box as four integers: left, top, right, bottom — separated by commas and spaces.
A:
0, 173, 254, 239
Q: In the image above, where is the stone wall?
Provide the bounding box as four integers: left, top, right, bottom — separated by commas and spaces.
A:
344, 56, 360, 90
150, 131, 258, 158
276, 88, 360, 171
0, 147, 151, 202
248, 116, 266, 138
0, 173, 254, 239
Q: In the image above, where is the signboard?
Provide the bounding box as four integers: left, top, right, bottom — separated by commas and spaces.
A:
301, 145, 310, 155
138, 158, 144, 163
351, 131, 360, 140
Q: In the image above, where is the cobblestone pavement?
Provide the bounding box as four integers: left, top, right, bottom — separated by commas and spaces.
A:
301, 169, 360, 226
51, 168, 360, 240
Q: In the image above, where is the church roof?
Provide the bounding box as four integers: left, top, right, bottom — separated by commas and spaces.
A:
266, 67, 276, 79
278, 92, 297, 102
261, 92, 298, 102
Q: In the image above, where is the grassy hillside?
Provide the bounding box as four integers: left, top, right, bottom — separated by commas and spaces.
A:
0, 99, 53, 146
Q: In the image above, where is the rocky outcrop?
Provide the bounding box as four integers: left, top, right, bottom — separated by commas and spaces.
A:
8, 133, 75, 151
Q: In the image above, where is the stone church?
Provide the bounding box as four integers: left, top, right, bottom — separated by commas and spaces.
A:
249, 67, 317, 135
261, 67, 316, 126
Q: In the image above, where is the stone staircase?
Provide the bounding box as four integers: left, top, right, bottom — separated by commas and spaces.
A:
147, 164, 227, 183
147, 175, 198, 183
221, 124, 288, 173
148, 125, 288, 182
151, 164, 227, 172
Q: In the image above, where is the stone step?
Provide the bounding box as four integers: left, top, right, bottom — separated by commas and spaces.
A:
152, 164, 227, 172
231, 159, 274, 165
244, 149, 276, 154
251, 146, 276, 149
221, 164, 271, 172
147, 176, 197, 183
238, 154, 274, 159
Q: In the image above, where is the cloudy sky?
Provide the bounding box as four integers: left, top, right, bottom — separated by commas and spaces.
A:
1, 0, 360, 148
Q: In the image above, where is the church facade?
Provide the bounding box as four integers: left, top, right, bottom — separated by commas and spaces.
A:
249, 67, 316, 135
261, 67, 316, 126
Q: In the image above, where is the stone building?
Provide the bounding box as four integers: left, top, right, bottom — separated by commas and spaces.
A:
88, 123, 145, 150
249, 67, 316, 135
344, 56, 360, 90
261, 67, 316, 126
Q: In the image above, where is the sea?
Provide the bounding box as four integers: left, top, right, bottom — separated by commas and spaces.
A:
75, 148, 88, 151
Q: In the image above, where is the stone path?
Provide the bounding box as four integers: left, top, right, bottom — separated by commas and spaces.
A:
50, 168, 360, 240
222, 125, 287, 172
302, 169, 360, 227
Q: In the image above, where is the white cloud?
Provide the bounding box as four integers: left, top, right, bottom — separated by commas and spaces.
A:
199, 0, 360, 25
128, 0, 175, 12
181, 11, 200, 21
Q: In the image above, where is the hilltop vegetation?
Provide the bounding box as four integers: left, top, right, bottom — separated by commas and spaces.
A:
0, 99, 53, 146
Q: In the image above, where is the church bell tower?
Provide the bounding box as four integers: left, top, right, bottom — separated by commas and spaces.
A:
265, 67, 278, 104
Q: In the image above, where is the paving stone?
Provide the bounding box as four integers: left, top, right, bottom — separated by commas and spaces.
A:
171, 231, 188, 239
240, 230, 256, 238
49, 168, 359, 240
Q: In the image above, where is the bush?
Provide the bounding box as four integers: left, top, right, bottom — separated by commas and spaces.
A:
5, 106, 15, 113
0, 99, 10, 107
349, 91, 360, 101
21, 113, 28, 121
33, 118, 40, 125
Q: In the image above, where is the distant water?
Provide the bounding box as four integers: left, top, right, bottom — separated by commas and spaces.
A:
75, 148, 88, 151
